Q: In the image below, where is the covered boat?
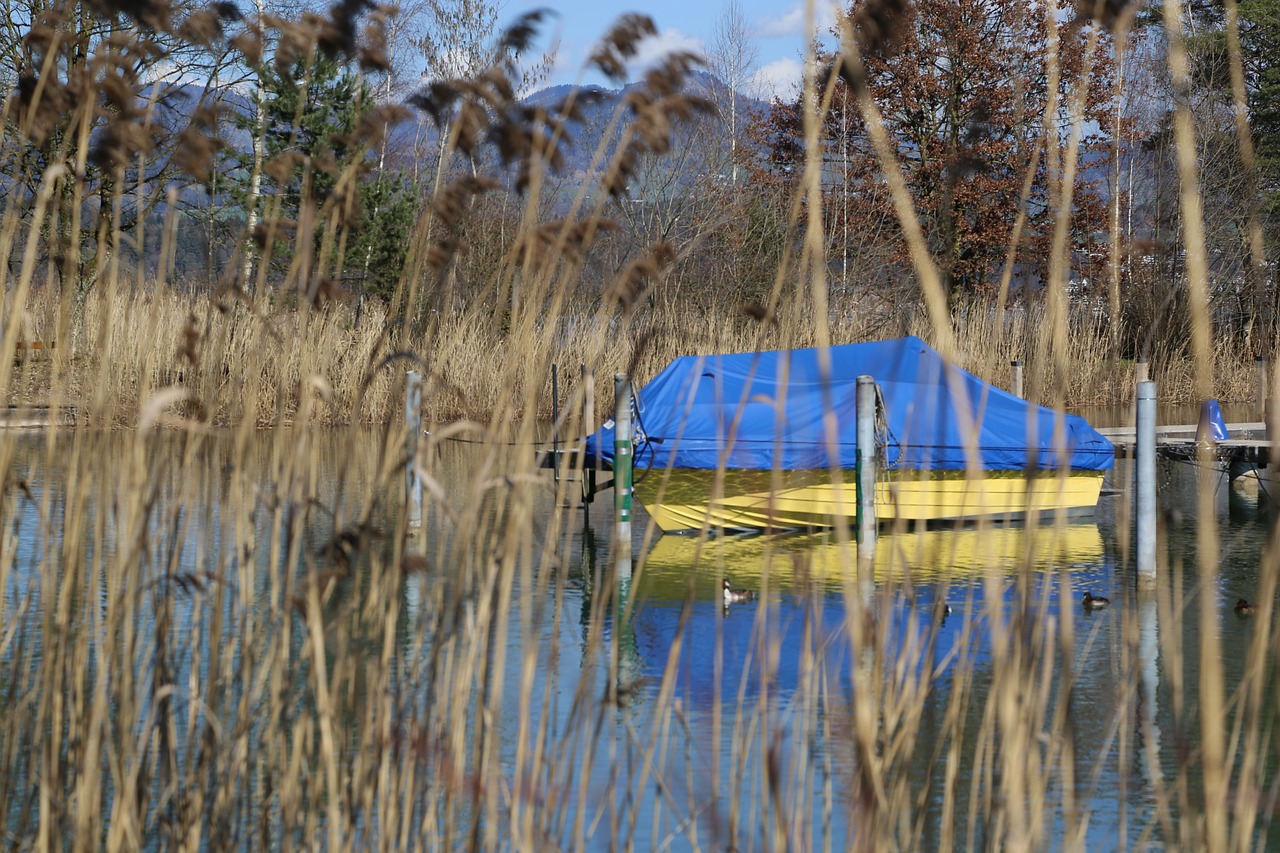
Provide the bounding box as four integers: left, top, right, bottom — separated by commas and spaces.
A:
584, 337, 1115, 532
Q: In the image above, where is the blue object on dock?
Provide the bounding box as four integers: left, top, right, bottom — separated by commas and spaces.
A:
1197, 399, 1228, 443
582, 337, 1115, 473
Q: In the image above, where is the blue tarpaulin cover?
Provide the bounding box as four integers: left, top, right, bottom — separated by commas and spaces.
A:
584, 337, 1114, 472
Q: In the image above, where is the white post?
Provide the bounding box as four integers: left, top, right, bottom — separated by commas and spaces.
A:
1136, 592, 1161, 783
1010, 359, 1024, 399
613, 374, 633, 582
405, 370, 423, 529
1136, 380, 1157, 586
856, 376, 877, 560
583, 366, 594, 440
583, 367, 596, 508
1257, 355, 1268, 420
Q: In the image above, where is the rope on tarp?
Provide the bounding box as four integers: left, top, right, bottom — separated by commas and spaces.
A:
630, 387, 657, 486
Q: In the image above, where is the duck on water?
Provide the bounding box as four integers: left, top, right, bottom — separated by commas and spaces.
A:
1082, 591, 1110, 611
723, 579, 757, 605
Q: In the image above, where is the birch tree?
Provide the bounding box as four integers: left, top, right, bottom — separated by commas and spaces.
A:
706, 0, 759, 187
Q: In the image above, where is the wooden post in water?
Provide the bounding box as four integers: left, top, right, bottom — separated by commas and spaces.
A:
1136, 380, 1157, 587
856, 375, 877, 560
613, 373, 633, 581
1010, 360, 1024, 399
405, 370, 423, 529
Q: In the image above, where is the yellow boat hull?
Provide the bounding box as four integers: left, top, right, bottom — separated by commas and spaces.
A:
634, 468, 1107, 533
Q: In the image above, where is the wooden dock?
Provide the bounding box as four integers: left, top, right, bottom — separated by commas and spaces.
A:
1097, 422, 1270, 463
0, 407, 82, 429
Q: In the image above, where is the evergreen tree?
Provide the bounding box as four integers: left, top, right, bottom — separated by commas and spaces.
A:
349, 173, 418, 300
252, 52, 415, 299
261, 54, 359, 216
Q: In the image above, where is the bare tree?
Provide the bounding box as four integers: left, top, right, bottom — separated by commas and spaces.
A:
0, 0, 246, 291
412, 0, 555, 183
705, 0, 758, 187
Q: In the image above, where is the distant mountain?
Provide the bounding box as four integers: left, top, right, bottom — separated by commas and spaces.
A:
474, 72, 767, 185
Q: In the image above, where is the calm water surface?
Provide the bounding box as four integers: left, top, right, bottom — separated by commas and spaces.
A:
4, 425, 1278, 849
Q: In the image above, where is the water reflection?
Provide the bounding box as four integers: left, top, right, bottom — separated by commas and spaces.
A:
3, 428, 1277, 848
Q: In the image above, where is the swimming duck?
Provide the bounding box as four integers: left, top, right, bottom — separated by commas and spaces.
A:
723, 579, 757, 604
1082, 591, 1110, 611
934, 599, 952, 624
1235, 598, 1258, 616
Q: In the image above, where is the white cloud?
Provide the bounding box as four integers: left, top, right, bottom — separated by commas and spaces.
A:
756, 1, 839, 38
748, 58, 803, 100
631, 27, 706, 70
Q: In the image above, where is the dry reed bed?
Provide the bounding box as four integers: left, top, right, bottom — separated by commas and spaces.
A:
6, 284, 1264, 426
9, 286, 403, 426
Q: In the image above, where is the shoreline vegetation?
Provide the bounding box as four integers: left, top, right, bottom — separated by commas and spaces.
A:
3, 0, 1280, 849
4, 284, 1265, 428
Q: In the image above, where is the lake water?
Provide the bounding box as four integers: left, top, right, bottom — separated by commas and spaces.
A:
2, 423, 1277, 849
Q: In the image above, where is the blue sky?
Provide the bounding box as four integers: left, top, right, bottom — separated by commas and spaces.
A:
503, 0, 840, 98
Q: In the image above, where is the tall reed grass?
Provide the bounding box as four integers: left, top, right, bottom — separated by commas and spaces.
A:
2, 0, 1278, 850
5, 282, 1264, 425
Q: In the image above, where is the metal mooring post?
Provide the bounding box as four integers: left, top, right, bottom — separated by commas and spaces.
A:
613, 373, 633, 582
1136, 380, 1157, 587
551, 363, 559, 486
582, 364, 595, 511
405, 370, 423, 529
1011, 360, 1024, 399
1257, 355, 1269, 420
856, 375, 877, 559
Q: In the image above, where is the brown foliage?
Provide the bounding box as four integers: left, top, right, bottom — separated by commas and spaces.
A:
750, 0, 1121, 303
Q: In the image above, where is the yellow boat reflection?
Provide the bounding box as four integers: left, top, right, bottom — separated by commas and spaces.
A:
637, 522, 1106, 598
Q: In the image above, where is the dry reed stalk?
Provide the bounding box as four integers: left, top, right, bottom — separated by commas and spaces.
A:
1157, 1, 1230, 848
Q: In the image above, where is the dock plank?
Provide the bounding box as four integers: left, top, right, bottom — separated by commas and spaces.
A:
0, 407, 81, 428
1098, 421, 1271, 463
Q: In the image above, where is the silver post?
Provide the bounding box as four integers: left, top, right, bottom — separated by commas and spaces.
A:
582, 364, 594, 438
1136, 380, 1157, 586
405, 370, 423, 529
1257, 355, 1268, 420
1266, 394, 1276, 503
583, 364, 595, 510
1010, 359, 1024, 399
856, 376, 877, 561
1136, 592, 1161, 784
614, 373, 633, 582
552, 363, 559, 468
